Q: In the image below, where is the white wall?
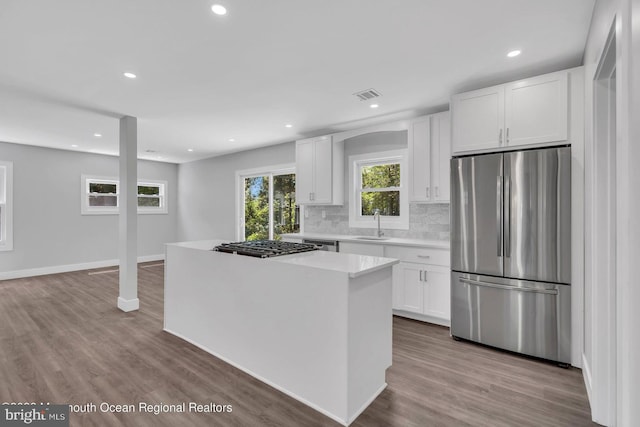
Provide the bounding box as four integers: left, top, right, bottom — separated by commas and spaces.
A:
177, 142, 294, 242
0, 141, 178, 276
582, 0, 640, 425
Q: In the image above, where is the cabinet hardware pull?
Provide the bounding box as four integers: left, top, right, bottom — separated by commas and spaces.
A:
435, 186, 439, 198
423, 271, 427, 283
419, 271, 423, 281
499, 129, 503, 145
417, 254, 431, 259
460, 278, 558, 295
506, 127, 510, 144
426, 187, 430, 199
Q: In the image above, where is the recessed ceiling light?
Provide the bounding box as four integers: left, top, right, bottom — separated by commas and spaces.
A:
94, 133, 102, 137
123, 72, 137, 79
211, 4, 227, 15
370, 104, 379, 109
71, 144, 78, 148
507, 50, 521, 58
228, 138, 235, 142
285, 124, 293, 128
187, 148, 194, 152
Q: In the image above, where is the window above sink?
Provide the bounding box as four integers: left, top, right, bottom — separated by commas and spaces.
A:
348, 149, 409, 230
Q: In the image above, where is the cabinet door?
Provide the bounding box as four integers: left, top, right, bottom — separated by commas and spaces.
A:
295, 139, 314, 204
408, 116, 431, 202
395, 263, 424, 314
423, 265, 450, 320
312, 137, 333, 203
504, 72, 568, 147
451, 86, 505, 153
432, 112, 451, 202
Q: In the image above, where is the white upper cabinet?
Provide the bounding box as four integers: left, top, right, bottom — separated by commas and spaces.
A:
408, 116, 431, 202
296, 135, 344, 205
451, 86, 504, 153
408, 111, 451, 203
451, 70, 569, 154
504, 72, 568, 147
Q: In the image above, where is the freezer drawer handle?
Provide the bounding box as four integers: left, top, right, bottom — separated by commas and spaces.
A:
497, 176, 502, 256
459, 278, 558, 295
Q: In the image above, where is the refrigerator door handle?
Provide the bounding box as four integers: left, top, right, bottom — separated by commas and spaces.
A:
497, 176, 502, 257
459, 278, 558, 295
505, 178, 511, 257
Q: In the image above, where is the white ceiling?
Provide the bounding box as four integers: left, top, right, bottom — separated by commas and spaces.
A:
0, 0, 595, 164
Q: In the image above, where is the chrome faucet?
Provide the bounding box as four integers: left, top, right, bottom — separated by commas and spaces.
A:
373, 209, 384, 237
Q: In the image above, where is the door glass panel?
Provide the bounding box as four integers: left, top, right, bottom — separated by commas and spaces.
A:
273, 173, 299, 239
244, 176, 269, 241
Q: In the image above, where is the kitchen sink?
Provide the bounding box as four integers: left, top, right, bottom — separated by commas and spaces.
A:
353, 236, 390, 241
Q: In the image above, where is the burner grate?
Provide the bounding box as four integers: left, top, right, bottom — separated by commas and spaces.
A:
213, 240, 319, 258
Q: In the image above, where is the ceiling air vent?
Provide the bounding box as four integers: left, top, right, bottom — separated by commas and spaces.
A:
353, 88, 382, 101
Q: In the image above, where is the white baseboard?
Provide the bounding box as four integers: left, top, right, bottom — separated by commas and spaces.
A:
0, 254, 165, 281
392, 309, 451, 327
582, 353, 592, 404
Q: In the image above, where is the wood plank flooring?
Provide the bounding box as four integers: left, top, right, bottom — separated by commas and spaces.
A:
0, 263, 596, 426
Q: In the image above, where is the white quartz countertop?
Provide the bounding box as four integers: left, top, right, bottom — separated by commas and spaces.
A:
166, 240, 399, 279
279, 232, 450, 249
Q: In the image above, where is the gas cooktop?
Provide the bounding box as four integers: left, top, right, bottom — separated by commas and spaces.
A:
213, 240, 319, 258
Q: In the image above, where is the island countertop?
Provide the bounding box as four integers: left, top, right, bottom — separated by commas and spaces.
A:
166, 240, 399, 278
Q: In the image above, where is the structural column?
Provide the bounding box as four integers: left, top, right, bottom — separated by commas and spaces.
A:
117, 116, 139, 312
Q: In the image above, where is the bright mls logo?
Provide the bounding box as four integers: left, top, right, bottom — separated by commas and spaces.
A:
1, 405, 68, 426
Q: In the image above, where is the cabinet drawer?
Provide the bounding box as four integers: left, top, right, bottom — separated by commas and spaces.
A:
385, 245, 449, 266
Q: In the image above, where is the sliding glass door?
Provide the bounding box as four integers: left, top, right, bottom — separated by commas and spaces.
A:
241, 169, 299, 241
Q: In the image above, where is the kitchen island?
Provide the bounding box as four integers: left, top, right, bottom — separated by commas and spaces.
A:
164, 240, 399, 426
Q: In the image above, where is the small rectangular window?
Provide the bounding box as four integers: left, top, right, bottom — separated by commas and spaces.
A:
88, 181, 119, 208
0, 161, 13, 251
137, 182, 167, 213
81, 175, 168, 215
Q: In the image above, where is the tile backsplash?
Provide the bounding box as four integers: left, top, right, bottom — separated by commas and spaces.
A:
303, 203, 450, 241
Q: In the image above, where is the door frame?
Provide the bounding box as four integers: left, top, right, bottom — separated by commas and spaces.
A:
235, 163, 298, 241
588, 20, 618, 425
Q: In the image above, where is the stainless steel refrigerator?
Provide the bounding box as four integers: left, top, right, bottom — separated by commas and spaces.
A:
450, 146, 571, 364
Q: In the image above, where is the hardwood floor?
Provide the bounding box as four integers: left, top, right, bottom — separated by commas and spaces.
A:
0, 263, 595, 426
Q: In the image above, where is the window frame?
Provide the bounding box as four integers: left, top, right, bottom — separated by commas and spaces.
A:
80, 175, 168, 215
136, 180, 168, 214
0, 160, 14, 251
348, 149, 409, 230
235, 163, 301, 241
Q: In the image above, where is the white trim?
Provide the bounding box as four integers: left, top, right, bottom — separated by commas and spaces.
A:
164, 327, 364, 426
348, 149, 409, 230
0, 254, 165, 281
332, 119, 410, 143
117, 297, 140, 312
0, 161, 13, 251
583, 353, 593, 404
392, 310, 450, 327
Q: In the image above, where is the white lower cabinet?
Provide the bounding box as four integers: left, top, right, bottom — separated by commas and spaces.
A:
421, 264, 450, 320
393, 263, 424, 313
387, 246, 451, 326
